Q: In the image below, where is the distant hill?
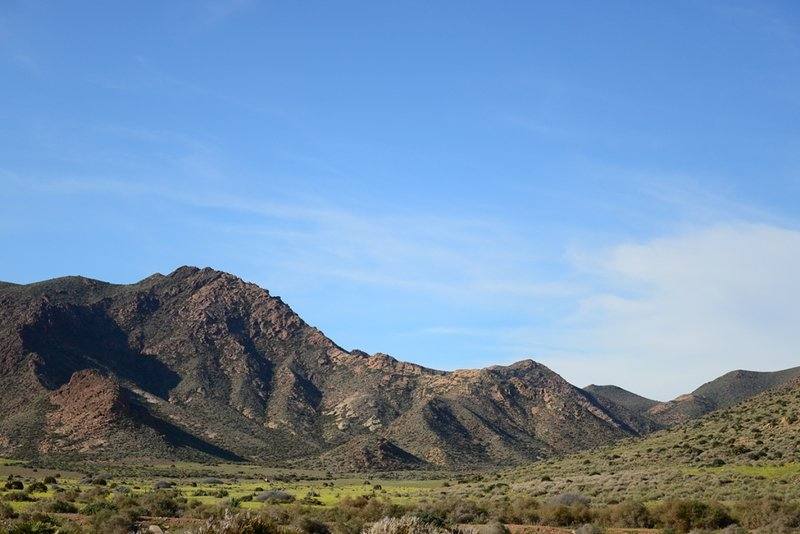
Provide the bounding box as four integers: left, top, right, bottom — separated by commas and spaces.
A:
584, 384, 660, 415
582, 385, 664, 435
646, 366, 800, 426
504, 377, 800, 504
694, 367, 800, 408
584, 366, 800, 429
0, 267, 648, 469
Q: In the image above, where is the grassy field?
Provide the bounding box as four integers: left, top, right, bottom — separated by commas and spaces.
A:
0, 457, 448, 510
2, 453, 799, 533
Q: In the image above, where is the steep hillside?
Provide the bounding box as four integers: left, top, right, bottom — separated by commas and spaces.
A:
694, 366, 800, 408
0, 267, 646, 469
500, 378, 800, 503
583, 384, 659, 414
582, 385, 664, 435
646, 366, 800, 425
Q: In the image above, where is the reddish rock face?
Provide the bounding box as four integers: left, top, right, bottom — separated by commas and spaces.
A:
0, 266, 650, 468
41, 370, 128, 453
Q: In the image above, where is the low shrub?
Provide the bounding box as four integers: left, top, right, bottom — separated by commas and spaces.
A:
89, 509, 135, 534
538, 503, 593, 527
0, 501, 17, 519
254, 490, 295, 504
654, 499, 735, 532
473, 522, 510, 534
599, 500, 653, 528
295, 517, 331, 533
733, 497, 800, 531
80, 476, 107, 486
191, 510, 279, 534
364, 516, 449, 534
3, 491, 34, 502
140, 489, 186, 517
3, 518, 59, 533
81, 500, 118, 515
38, 499, 79, 514
26, 482, 48, 493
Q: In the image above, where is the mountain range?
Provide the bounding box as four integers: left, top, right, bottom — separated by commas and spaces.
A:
585, 364, 800, 427
1, 266, 797, 470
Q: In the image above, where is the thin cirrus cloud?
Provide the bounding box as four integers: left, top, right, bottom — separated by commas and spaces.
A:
7, 174, 800, 400
12, 174, 567, 303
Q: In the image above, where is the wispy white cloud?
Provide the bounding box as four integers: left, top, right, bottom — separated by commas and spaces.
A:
9, 172, 800, 400
200, 0, 256, 26
711, 1, 800, 52
406, 221, 800, 400
554, 222, 800, 399
9, 52, 40, 75
12, 174, 574, 303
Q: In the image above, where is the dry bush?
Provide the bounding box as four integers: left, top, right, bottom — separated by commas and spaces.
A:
654, 499, 735, 532
363, 516, 449, 534
732, 497, 800, 531
191, 509, 280, 534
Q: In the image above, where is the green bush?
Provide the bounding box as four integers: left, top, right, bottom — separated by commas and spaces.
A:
518, 497, 542, 523
295, 517, 331, 533
140, 489, 186, 517
5, 520, 58, 534
601, 501, 653, 528
655, 499, 735, 532
26, 483, 47, 494
38, 499, 78, 514
82, 500, 118, 515
3, 491, 34, 502
733, 497, 800, 531
0, 501, 17, 519
363, 516, 448, 534
538, 504, 593, 527
254, 490, 294, 504
88, 510, 135, 534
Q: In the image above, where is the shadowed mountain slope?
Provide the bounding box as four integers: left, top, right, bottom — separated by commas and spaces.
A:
583, 384, 660, 415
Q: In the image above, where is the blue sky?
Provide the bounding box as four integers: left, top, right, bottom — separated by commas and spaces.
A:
2, 1, 799, 399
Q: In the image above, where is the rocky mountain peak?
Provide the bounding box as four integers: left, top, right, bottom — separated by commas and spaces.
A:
0, 268, 665, 468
